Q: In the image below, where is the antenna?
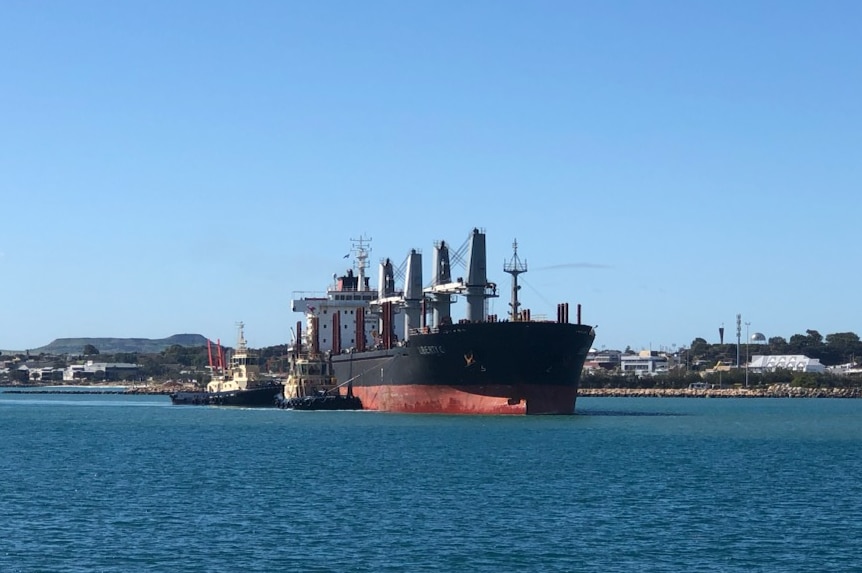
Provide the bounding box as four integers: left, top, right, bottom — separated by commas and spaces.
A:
349, 235, 372, 291
503, 239, 528, 321
235, 321, 247, 352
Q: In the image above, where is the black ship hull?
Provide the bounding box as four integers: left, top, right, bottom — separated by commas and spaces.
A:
276, 394, 363, 411
331, 321, 594, 414
169, 382, 282, 407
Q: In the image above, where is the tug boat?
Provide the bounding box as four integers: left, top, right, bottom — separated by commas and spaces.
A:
169, 322, 282, 407
276, 314, 362, 411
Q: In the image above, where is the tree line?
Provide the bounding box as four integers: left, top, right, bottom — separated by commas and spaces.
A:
5, 328, 858, 387
582, 329, 862, 390
685, 330, 861, 368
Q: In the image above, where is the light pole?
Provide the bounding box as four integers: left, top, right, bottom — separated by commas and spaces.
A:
745, 322, 750, 388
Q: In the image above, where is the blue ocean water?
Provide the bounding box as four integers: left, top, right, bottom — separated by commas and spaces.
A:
1, 391, 860, 572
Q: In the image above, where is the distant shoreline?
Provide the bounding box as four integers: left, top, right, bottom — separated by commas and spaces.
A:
3, 384, 861, 399
0, 383, 182, 396
578, 387, 862, 398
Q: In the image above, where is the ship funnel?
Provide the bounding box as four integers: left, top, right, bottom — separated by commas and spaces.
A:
403, 249, 423, 339
464, 228, 487, 322
432, 240, 452, 285
307, 314, 320, 355
378, 258, 396, 298
432, 240, 452, 326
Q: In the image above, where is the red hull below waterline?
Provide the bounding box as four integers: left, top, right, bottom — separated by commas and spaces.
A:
351, 384, 579, 415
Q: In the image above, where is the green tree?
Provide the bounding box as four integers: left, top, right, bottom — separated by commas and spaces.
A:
83, 344, 100, 356
161, 344, 209, 368
767, 336, 789, 354
806, 329, 824, 346
112, 352, 138, 364
689, 337, 709, 360
823, 332, 862, 365
790, 372, 819, 388
783, 329, 826, 360
138, 355, 167, 378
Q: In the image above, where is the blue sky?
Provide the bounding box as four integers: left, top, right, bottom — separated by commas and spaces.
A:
1, 1, 859, 353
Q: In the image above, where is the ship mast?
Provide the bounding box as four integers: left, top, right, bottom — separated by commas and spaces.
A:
350, 235, 372, 292
503, 240, 527, 321
234, 321, 247, 354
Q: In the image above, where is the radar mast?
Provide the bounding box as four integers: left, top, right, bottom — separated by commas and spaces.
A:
503, 239, 527, 321
349, 235, 372, 291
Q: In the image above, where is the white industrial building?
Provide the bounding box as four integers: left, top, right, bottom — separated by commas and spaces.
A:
620, 350, 669, 376
748, 355, 825, 373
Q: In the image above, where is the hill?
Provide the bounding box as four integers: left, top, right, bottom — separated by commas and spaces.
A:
31, 334, 209, 355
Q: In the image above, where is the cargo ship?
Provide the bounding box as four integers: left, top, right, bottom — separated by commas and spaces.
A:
291, 228, 595, 414
169, 322, 282, 407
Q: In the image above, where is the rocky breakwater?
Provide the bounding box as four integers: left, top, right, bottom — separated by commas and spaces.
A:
124, 383, 196, 395
1, 384, 190, 395
578, 386, 862, 398
124, 386, 175, 395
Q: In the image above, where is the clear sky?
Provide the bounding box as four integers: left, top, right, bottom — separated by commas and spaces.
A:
1, 1, 859, 353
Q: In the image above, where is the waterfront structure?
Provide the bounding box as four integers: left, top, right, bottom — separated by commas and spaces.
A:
748, 355, 825, 374
584, 348, 622, 371
63, 361, 140, 382
620, 350, 669, 376
6, 361, 140, 383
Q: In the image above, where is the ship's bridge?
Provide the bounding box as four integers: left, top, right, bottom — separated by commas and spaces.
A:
291, 290, 380, 314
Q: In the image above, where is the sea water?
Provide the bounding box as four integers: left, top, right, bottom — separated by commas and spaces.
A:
1, 391, 860, 572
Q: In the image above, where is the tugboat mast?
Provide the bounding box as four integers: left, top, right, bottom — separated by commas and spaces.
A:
503, 239, 527, 321
234, 321, 247, 353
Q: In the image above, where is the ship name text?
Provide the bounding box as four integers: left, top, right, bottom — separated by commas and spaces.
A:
418, 345, 446, 355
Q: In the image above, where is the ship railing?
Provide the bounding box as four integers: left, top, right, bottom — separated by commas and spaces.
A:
291, 291, 328, 299
408, 326, 440, 335
332, 286, 379, 293
293, 287, 379, 296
